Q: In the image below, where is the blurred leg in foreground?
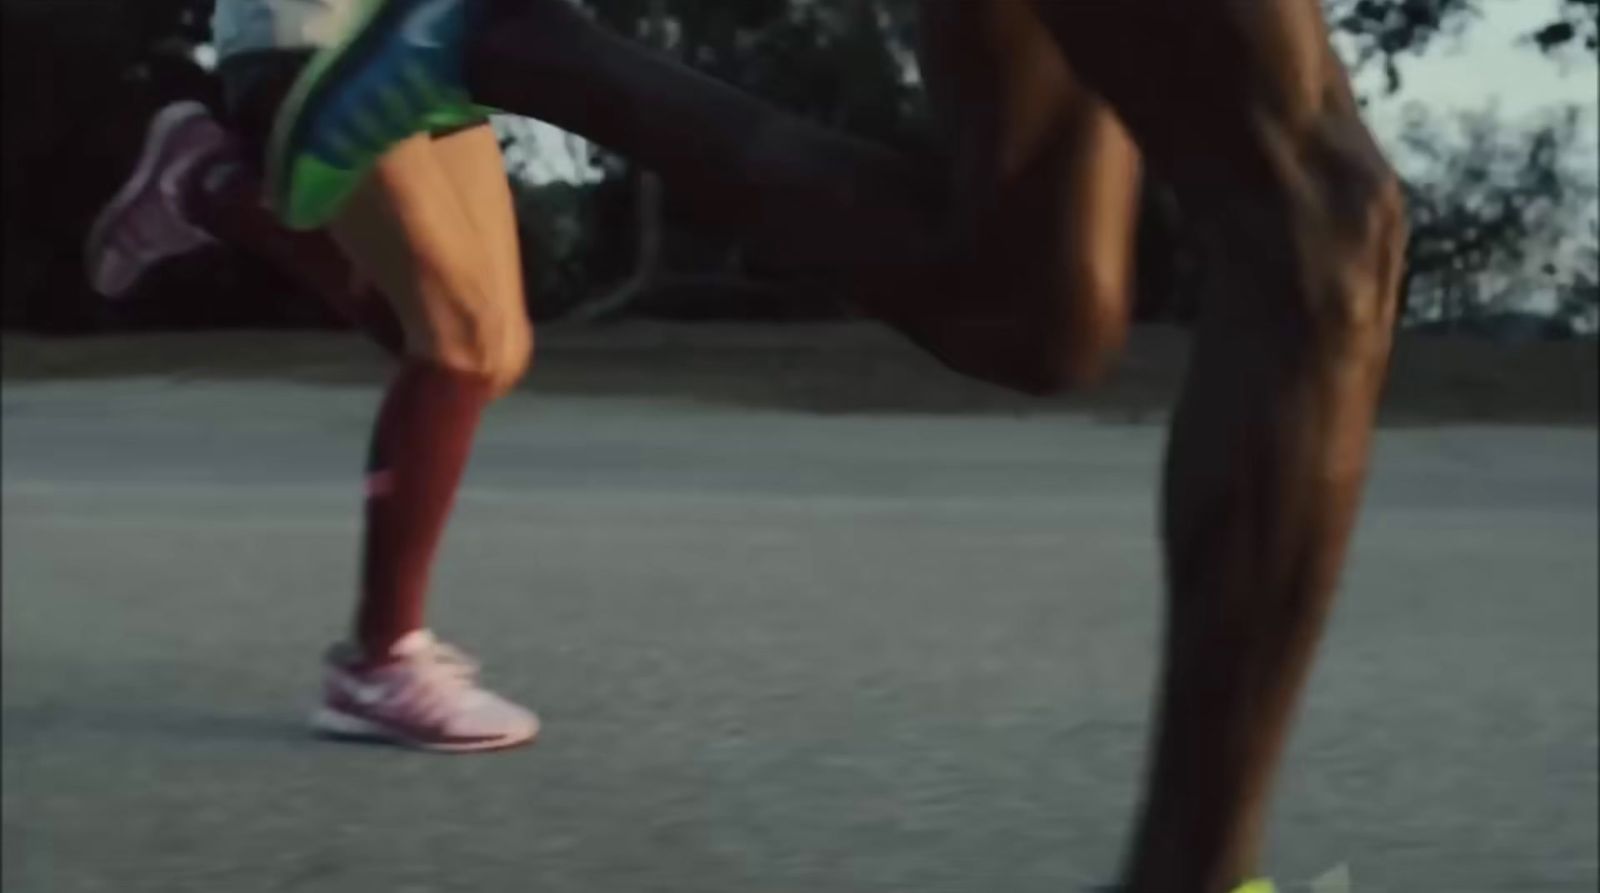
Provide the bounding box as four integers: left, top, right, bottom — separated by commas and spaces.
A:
465, 0, 1144, 390
1011, 3, 1407, 889
472, 0, 1406, 887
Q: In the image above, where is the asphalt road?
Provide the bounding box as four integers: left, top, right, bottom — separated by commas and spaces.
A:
4, 378, 1596, 893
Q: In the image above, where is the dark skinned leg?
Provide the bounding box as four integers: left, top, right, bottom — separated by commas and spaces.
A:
1023, 3, 1409, 889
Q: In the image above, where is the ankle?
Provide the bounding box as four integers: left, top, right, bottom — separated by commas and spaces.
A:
344, 627, 422, 666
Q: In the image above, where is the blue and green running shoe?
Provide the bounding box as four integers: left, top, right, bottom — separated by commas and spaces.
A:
266, 0, 489, 230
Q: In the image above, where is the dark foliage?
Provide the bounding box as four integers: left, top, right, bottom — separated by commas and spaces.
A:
1, 0, 1591, 333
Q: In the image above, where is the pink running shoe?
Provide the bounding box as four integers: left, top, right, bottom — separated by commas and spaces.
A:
312, 630, 540, 753
84, 101, 233, 299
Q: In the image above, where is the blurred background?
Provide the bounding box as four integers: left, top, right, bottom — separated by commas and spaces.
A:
3, 4, 1598, 892
2, 0, 1596, 340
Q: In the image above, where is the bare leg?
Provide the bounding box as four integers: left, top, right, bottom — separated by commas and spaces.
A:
1022, 3, 1409, 889
424, 123, 532, 380
885, 0, 1141, 394
328, 128, 532, 394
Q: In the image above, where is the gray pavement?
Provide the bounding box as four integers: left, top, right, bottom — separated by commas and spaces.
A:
4, 378, 1596, 893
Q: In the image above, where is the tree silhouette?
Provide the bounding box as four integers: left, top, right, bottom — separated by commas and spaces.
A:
1399, 103, 1597, 328
3, 0, 1594, 331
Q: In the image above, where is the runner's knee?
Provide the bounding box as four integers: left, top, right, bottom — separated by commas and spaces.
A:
427, 313, 531, 396
490, 319, 535, 397
1321, 156, 1407, 347
405, 271, 534, 396
1279, 123, 1407, 356
1195, 112, 1407, 368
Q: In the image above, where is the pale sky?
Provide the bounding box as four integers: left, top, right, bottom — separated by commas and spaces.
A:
501, 0, 1600, 184
1368, 0, 1597, 111
193, 2, 1596, 185
1356, 0, 1599, 167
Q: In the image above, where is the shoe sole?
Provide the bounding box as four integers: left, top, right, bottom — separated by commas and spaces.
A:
309, 706, 539, 753
83, 100, 213, 298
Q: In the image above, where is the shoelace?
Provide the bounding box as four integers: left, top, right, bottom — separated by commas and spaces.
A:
387, 640, 484, 727
426, 640, 481, 679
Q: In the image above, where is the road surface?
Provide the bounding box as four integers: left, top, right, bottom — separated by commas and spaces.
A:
4, 378, 1595, 892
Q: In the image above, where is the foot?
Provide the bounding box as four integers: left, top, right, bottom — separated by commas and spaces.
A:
267, 0, 489, 229
312, 629, 540, 753
84, 101, 233, 298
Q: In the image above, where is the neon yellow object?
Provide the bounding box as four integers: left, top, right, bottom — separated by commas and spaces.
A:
280, 155, 358, 234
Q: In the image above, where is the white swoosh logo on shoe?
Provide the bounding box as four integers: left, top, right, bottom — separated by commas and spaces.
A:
402, 0, 458, 50
352, 686, 386, 706
336, 675, 389, 706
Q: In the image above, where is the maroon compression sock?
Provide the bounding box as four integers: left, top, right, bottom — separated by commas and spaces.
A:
355, 362, 496, 657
